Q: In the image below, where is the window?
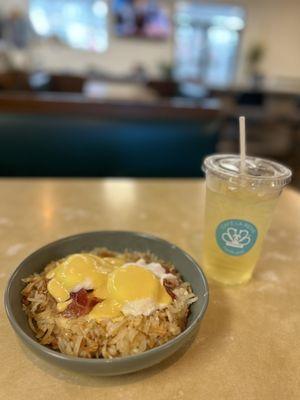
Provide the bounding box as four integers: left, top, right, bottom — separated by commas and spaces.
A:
29, 0, 108, 52
174, 3, 245, 86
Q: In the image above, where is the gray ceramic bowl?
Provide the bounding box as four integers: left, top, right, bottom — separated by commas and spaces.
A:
5, 231, 209, 376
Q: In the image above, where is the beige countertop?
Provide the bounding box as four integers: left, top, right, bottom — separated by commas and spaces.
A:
0, 179, 299, 400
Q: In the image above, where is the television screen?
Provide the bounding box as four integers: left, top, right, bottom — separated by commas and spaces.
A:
113, 0, 170, 39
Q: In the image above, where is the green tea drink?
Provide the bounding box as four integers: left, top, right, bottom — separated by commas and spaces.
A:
202, 155, 292, 285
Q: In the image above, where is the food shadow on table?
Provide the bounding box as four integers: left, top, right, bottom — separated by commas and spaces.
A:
19, 284, 229, 387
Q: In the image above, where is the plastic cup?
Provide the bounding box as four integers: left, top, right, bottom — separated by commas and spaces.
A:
202, 154, 292, 285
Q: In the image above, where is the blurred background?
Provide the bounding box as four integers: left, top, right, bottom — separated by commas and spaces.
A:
0, 0, 299, 185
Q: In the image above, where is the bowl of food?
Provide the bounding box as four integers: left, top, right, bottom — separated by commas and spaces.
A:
5, 231, 209, 376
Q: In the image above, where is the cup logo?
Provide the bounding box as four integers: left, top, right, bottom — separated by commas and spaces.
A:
216, 220, 257, 256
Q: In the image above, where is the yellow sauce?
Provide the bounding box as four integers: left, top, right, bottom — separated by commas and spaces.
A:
47, 254, 172, 320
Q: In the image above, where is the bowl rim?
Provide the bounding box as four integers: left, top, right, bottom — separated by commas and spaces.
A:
4, 230, 209, 365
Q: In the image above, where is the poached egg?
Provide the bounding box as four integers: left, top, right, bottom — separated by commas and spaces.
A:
47, 253, 173, 320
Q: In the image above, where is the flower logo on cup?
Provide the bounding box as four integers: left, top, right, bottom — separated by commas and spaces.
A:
216, 220, 257, 256
222, 228, 251, 248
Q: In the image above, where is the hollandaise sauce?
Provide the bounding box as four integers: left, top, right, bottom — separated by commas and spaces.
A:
47, 253, 172, 320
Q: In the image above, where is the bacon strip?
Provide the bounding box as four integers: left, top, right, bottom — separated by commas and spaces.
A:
62, 289, 100, 318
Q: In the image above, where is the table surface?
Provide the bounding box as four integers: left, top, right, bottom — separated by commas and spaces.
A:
0, 179, 299, 400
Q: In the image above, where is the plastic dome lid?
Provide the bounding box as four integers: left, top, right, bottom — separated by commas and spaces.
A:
203, 154, 292, 188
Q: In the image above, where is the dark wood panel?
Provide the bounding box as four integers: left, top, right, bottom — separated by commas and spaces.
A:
0, 92, 219, 121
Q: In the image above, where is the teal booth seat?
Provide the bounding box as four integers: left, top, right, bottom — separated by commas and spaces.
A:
0, 114, 219, 177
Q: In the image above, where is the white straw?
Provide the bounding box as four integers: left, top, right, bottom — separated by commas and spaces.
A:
239, 116, 246, 174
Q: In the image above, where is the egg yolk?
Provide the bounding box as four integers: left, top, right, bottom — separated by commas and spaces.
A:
47, 254, 111, 302
108, 266, 158, 302
89, 265, 171, 320
47, 255, 172, 320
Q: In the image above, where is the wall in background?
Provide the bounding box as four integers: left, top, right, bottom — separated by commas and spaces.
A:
0, 0, 300, 83
28, 36, 173, 77
230, 0, 300, 84
0, 0, 28, 14
0, 0, 173, 77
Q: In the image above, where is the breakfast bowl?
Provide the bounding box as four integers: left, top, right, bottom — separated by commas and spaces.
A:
5, 231, 209, 376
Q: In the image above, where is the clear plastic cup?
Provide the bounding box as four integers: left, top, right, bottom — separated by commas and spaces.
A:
202, 154, 292, 285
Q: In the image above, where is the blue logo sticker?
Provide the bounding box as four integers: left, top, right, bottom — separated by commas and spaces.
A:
216, 219, 258, 256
